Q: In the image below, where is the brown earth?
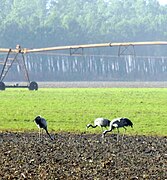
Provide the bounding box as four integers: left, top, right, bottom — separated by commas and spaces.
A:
0, 132, 166, 179
6, 81, 167, 88
37, 81, 167, 88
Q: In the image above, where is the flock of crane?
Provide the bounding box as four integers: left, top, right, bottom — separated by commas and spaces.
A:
34, 115, 133, 141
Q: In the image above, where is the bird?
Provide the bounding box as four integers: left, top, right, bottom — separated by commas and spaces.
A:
86, 118, 111, 131
102, 117, 133, 140
34, 115, 53, 140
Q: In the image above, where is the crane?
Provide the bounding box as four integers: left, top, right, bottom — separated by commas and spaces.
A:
34, 115, 53, 140
86, 118, 111, 131
102, 117, 133, 140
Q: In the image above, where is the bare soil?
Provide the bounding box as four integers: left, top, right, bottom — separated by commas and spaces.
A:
37, 81, 167, 88
5, 81, 167, 88
0, 132, 166, 179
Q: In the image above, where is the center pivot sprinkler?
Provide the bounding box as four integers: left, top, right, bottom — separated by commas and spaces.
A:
0, 45, 38, 91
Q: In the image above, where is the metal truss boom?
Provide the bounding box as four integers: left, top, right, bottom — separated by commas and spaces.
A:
0, 41, 167, 54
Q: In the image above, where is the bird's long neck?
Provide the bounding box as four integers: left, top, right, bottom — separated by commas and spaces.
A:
88, 124, 97, 128
45, 128, 53, 140
103, 128, 112, 136
102, 124, 114, 137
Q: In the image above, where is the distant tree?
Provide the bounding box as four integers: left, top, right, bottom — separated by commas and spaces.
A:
0, 0, 167, 82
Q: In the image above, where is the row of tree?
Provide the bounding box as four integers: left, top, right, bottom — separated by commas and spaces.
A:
0, 0, 167, 55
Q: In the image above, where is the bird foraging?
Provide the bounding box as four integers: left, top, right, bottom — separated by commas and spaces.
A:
34, 115, 53, 140
102, 117, 133, 140
86, 118, 111, 131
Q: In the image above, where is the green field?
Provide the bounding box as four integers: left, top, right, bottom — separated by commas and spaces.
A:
0, 88, 166, 136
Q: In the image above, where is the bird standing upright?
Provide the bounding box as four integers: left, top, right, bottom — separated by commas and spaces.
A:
34, 115, 53, 140
102, 117, 133, 140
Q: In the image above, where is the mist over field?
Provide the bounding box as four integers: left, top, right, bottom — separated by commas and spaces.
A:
0, 0, 167, 82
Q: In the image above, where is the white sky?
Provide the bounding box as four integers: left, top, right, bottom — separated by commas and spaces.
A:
158, 0, 167, 5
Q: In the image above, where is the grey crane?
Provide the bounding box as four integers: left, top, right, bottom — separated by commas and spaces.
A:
102, 117, 133, 140
34, 115, 53, 140
86, 118, 111, 131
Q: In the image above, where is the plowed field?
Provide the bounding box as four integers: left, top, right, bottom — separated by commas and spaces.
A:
0, 132, 166, 179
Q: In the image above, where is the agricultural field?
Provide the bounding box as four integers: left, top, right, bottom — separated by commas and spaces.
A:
0, 82, 167, 179
0, 132, 166, 179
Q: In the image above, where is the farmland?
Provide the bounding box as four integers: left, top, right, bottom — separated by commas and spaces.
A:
0, 132, 167, 179
0, 83, 167, 135
0, 82, 167, 179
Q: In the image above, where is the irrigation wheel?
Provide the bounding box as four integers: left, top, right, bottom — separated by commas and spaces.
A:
29, 81, 38, 90
0, 82, 5, 90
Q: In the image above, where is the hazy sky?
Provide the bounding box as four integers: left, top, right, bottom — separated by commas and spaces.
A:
158, 0, 167, 5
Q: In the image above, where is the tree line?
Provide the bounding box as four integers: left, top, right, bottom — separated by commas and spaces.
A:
0, 0, 167, 53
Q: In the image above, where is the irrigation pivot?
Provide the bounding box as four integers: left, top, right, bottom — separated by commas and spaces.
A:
0, 41, 167, 90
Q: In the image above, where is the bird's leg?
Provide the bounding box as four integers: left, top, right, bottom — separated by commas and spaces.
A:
43, 129, 48, 141
122, 127, 127, 140
38, 128, 41, 141
42, 128, 44, 141
117, 128, 119, 141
